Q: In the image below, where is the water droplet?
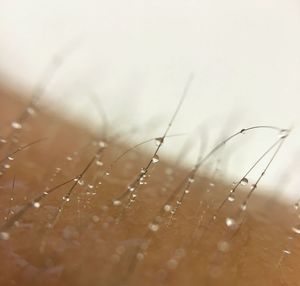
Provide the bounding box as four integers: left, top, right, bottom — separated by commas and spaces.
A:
0, 232, 10, 240
228, 194, 235, 202
105, 172, 110, 176
78, 179, 84, 186
291, 225, 300, 234
7, 156, 14, 161
176, 200, 182, 206
26, 107, 36, 115
92, 215, 100, 223
66, 156, 73, 161
241, 177, 248, 186
188, 177, 195, 183
33, 202, 41, 208
184, 189, 190, 194
294, 202, 299, 210
4, 164, 10, 169
148, 223, 159, 232
127, 186, 135, 192
140, 168, 146, 174
283, 249, 291, 254
88, 184, 94, 189
0, 138, 7, 144
96, 160, 103, 166
152, 154, 160, 163
209, 182, 215, 187
11, 121, 22, 129
164, 204, 172, 212
240, 202, 247, 211
279, 129, 289, 139
113, 200, 122, 206
99, 141, 107, 148
155, 137, 164, 146
63, 196, 70, 202
225, 217, 238, 230
217, 240, 230, 252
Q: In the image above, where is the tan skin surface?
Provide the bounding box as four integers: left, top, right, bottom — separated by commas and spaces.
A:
0, 84, 299, 286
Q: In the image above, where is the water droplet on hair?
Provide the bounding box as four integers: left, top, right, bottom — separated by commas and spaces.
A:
11, 121, 22, 129
0, 232, 10, 240
105, 172, 110, 176
228, 194, 235, 202
113, 200, 122, 206
184, 189, 190, 194
155, 137, 164, 146
33, 202, 41, 208
292, 225, 300, 234
127, 186, 135, 192
225, 217, 238, 230
7, 156, 14, 161
148, 223, 159, 232
66, 156, 73, 161
152, 154, 160, 163
283, 249, 291, 254
92, 215, 100, 223
217, 240, 230, 252
4, 164, 10, 169
63, 196, 70, 202
164, 204, 172, 212
241, 177, 248, 185
78, 179, 85, 186
26, 107, 36, 115
0, 138, 7, 144
96, 160, 103, 166
188, 177, 195, 183
240, 202, 247, 211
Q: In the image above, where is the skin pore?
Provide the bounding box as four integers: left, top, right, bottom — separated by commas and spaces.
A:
0, 82, 299, 286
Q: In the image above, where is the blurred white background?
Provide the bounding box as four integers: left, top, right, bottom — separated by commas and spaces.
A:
0, 0, 300, 200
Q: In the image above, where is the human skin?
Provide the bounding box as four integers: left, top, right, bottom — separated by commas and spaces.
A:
0, 83, 299, 286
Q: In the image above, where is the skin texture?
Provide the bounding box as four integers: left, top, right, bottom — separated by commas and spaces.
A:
0, 83, 299, 286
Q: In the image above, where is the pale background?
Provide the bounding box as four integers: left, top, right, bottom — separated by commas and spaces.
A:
0, 0, 300, 200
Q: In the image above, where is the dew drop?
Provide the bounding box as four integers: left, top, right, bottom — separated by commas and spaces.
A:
0, 232, 10, 240
152, 154, 160, 163
217, 240, 230, 252
240, 202, 247, 211
241, 177, 248, 186
113, 200, 122, 206
228, 194, 235, 202
225, 217, 238, 230
164, 204, 172, 212
291, 225, 300, 234
92, 215, 100, 223
26, 106, 36, 115
33, 202, 41, 208
148, 223, 159, 232
155, 137, 164, 146
11, 121, 22, 129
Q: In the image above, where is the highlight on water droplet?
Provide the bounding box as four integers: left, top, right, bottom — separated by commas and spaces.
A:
225, 217, 238, 230
11, 121, 22, 129
241, 177, 248, 186
291, 225, 300, 234
0, 232, 10, 240
148, 223, 159, 232
164, 204, 172, 212
228, 193, 235, 202
33, 202, 41, 208
155, 137, 164, 146
113, 200, 122, 206
152, 154, 160, 163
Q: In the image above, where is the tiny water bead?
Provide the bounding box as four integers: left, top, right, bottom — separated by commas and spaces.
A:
3, 164, 11, 169
225, 217, 238, 230
184, 189, 190, 194
188, 177, 195, 183
96, 160, 103, 166
241, 177, 248, 186
113, 200, 122, 206
11, 121, 22, 129
148, 223, 160, 232
8, 156, 14, 161
228, 194, 235, 202
240, 202, 247, 211
33, 202, 41, 208
66, 156, 73, 161
0, 232, 10, 240
152, 154, 160, 163
291, 225, 300, 234
155, 137, 164, 146
217, 240, 230, 253
164, 204, 172, 212
63, 196, 70, 202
